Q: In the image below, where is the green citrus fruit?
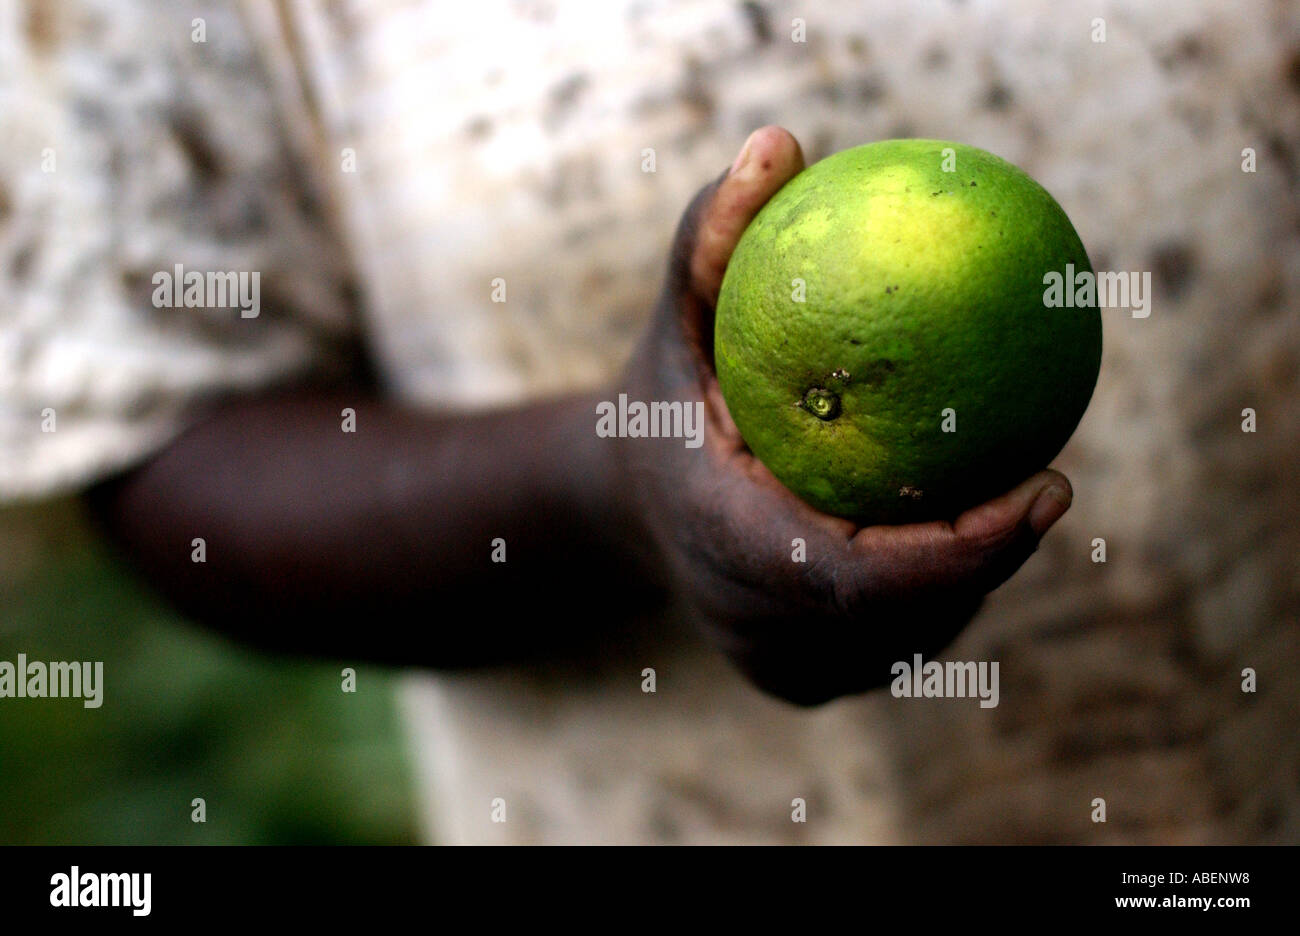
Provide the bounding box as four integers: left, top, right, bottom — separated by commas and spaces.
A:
714, 139, 1101, 524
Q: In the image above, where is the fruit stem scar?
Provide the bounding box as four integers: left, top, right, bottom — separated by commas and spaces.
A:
801, 387, 841, 420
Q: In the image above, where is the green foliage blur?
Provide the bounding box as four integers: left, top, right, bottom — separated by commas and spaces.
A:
0, 501, 419, 845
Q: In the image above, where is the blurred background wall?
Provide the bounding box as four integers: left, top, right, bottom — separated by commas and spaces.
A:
1, 0, 1297, 843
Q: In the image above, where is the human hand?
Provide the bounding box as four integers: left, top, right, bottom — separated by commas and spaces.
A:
619, 127, 1073, 705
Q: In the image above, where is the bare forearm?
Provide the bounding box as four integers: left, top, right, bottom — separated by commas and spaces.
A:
86, 389, 664, 665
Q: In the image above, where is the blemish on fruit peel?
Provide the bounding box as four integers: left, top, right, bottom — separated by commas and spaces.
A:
801, 387, 841, 420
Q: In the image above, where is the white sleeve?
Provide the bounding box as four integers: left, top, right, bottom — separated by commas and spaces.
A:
0, 0, 358, 502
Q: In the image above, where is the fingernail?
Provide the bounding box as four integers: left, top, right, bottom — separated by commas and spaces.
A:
730, 133, 756, 176
1028, 483, 1072, 536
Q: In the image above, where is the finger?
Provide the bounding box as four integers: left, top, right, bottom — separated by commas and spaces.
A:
847, 470, 1074, 599
655, 128, 804, 441
955, 469, 1073, 542
689, 126, 805, 304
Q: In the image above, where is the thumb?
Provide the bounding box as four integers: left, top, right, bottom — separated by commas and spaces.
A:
659, 127, 805, 400
688, 126, 805, 305
847, 470, 1075, 601
666, 126, 805, 311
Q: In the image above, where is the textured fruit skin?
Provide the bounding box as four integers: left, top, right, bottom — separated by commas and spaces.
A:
714, 139, 1102, 524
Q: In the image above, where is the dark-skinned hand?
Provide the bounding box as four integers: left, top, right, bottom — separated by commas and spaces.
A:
620, 127, 1073, 705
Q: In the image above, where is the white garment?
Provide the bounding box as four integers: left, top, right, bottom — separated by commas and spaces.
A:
0, 0, 355, 500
